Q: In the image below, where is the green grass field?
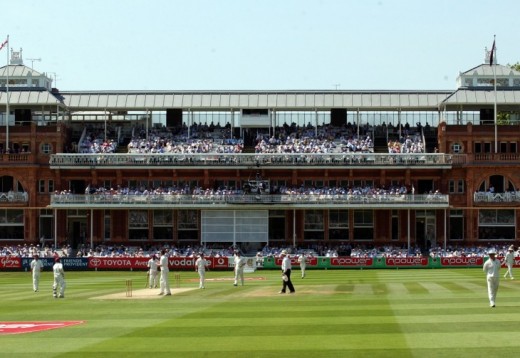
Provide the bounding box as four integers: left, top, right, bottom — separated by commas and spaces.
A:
1, 268, 519, 357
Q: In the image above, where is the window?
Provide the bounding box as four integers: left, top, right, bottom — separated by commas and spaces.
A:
479, 209, 514, 225
129, 210, 148, 228
304, 210, 324, 230
329, 210, 348, 229
353, 210, 374, 241
0, 209, 24, 240
269, 210, 285, 243
39, 180, 45, 193
128, 210, 148, 241
329, 210, 349, 241
449, 210, 464, 241
39, 209, 54, 243
178, 210, 198, 230
457, 180, 465, 193
304, 209, 324, 241
178, 210, 198, 242
478, 209, 515, 241
104, 211, 111, 241
48, 180, 54, 193
451, 143, 462, 153
41, 143, 52, 154
153, 210, 173, 241
449, 179, 464, 193
391, 210, 399, 241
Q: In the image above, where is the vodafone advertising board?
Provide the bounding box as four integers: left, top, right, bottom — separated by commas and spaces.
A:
87, 256, 229, 270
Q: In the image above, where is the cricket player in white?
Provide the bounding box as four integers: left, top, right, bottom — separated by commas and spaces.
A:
483, 249, 500, 307
504, 246, 515, 280
147, 254, 159, 288
298, 253, 307, 278
233, 252, 246, 286
52, 257, 66, 298
195, 253, 208, 289
30, 254, 44, 292
157, 249, 171, 296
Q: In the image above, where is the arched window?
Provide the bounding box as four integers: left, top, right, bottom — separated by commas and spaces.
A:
478, 175, 515, 193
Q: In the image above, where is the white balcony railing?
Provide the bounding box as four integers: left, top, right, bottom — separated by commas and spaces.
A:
50, 193, 449, 208
49, 153, 453, 168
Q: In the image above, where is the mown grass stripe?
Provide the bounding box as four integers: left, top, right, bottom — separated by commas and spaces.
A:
1, 269, 520, 357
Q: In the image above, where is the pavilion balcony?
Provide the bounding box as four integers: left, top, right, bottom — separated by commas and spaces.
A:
473, 191, 520, 204
49, 193, 449, 210
49, 153, 453, 169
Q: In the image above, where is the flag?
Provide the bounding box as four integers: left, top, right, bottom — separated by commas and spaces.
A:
489, 39, 495, 66
0, 38, 7, 51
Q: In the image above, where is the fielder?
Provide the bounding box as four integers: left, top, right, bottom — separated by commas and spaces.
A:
233, 251, 246, 286
157, 249, 171, 296
503, 245, 515, 280
297, 253, 307, 278
147, 254, 159, 288
483, 249, 500, 307
30, 253, 44, 292
52, 257, 66, 298
195, 253, 208, 289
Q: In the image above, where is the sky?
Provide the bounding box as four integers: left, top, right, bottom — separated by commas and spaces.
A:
3, 0, 519, 91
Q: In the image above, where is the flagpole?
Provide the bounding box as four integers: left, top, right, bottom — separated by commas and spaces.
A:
492, 35, 497, 154
5, 35, 9, 152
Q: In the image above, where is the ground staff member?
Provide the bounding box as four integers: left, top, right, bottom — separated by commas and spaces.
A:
157, 249, 171, 296
195, 253, 208, 289
52, 257, 66, 298
30, 254, 44, 292
279, 250, 295, 294
483, 249, 500, 307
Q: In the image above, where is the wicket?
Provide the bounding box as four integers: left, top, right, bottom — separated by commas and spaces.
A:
125, 279, 133, 297
174, 274, 181, 288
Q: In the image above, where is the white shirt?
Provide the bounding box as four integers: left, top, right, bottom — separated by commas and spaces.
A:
195, 257, 207, 272
483, 257, 500, 278
159, 254, 169, 273
298, 255, 307, 266
234, 255, 246, 271
505, 251, 515, 265
31, 259, 43, 275
147, 258, 158, 271
281, 256, 291, 272
53, 262, 64, 278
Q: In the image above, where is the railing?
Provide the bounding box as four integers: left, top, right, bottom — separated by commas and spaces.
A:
50, 193, 449, 208
474, 153, 520, 162
49, 153, 453, 168
474, 191, 520, 203
0, 191, 29, 203
0, 153, 32, 163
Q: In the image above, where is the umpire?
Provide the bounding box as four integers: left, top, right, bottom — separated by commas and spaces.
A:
279, 250, 295, 294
